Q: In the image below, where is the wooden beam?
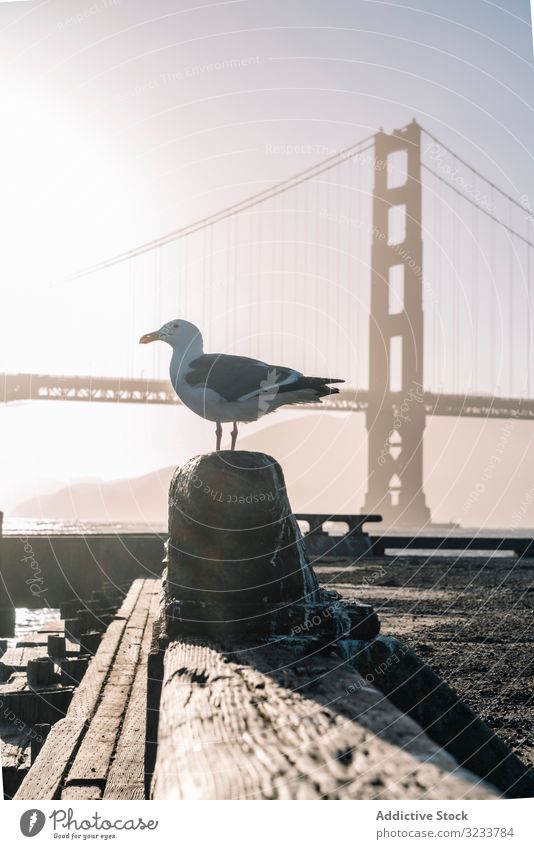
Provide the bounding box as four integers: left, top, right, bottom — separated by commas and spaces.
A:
104, 585, 160, 799
151, 639, 495, 800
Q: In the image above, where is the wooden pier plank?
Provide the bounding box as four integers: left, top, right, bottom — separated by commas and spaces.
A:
13, 580, 145, 800
15, 636, 50, 648
151, 639, 495, 800
38, 620, 65, 634
14, 579, 161, 801
64, 581, 153, 789
103, 584, 160, 800
13, 620, 126, 799
115, 580, 145, 618
0, 647, 46, 669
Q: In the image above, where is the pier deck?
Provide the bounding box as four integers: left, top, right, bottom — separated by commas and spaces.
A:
14, 578, 159, 800
9, 549, 534, 800
324, 554, 534, 770
1, 613, 75, 797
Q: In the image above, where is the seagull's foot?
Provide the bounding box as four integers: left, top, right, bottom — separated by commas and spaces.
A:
230, 422, 238, 451
215, 421, 222, 451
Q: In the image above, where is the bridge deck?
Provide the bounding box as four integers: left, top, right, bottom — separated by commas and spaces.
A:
3, 373, 534, 418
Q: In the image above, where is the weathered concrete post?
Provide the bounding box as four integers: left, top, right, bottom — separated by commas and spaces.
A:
161, 451, 378, 639
165, 451, 316, 634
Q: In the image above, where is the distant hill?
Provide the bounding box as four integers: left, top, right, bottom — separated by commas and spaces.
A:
13, 466, 174, 524
13, 414, 365, 522
12, 412, 534, 529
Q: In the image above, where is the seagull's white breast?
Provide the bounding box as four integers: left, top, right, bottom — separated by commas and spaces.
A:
174, 373, 230, 422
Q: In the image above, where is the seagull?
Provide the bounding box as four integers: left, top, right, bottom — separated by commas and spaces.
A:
140, 319, 344, 450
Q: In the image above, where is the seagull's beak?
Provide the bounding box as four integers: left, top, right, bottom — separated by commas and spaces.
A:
139, 330, 161, 344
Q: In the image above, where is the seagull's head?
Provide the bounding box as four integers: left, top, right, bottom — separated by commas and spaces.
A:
139, 319, 203, 352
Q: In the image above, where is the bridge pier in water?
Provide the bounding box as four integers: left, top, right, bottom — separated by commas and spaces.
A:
364, 120, 430, 528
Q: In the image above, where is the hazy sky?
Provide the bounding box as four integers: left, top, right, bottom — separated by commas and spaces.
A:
1, 0, 533, 522
1, 0, 533, 372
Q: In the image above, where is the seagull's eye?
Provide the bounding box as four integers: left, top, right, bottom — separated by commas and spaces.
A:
173, 323, 179, 328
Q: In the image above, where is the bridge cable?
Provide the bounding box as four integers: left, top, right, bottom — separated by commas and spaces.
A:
508, 198, 514, 396
452, 162, 459, 395
335, 166, 342, 376
528, 228, 532, 398
346, 155, 354, 379
61, 135, 376, 282
432, 170, 438, 391
423, 129, 531, 215
422, 165, 534, 250
476, 182, 478, 390
490, 186, 496, 391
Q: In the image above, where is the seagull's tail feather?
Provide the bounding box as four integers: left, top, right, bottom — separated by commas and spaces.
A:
302, 377, 345, 385
273, 377, 344, 408
278, 376, 344, 397
315, 385, 341, 398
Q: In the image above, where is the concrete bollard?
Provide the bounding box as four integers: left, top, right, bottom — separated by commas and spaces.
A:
27, 657, 55, 688
74, 610, 94, 633
79, 631, 102, 654
161, 451, 379, 641
47, 635, 66, 658
64, 617, 81, 641
166, 451, 318, 607
60, 656, 90, 686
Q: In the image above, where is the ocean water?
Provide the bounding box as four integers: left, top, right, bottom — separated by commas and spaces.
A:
0, 608, 61, 649
3, 517, 533, 539
2, 518, 166, 535
12, 607, 60, 643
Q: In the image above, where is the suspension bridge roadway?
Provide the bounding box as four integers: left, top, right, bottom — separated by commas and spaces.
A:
2, 373, 534, 420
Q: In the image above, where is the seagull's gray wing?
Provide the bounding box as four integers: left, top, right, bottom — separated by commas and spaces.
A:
185, 354, 300, 402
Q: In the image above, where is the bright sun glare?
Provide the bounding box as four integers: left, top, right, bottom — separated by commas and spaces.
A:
0, 83, 136, 373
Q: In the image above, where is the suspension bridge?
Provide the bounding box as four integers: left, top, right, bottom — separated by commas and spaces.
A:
2, 119, 533, 527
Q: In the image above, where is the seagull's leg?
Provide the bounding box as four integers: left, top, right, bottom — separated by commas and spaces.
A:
231, 421, 238, 450
215, 421, 222, 451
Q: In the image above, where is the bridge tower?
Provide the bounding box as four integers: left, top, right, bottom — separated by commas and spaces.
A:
363, 120, 430, 528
